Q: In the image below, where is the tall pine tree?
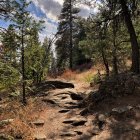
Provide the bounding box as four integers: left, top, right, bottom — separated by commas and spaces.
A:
56, 0, 80, 70
12, 0, 32, 104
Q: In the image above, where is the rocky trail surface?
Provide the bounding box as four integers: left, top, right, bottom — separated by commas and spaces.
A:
33, 89, 90, 140
33, 82, 99, 140
33, 79, 140, 140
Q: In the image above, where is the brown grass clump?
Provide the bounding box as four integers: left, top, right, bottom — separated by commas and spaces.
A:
4, 119, 34, 140
0, 98, 42, 121
62, 64, 105, 80
60, 69, 77, 81
0, 98, 45, 139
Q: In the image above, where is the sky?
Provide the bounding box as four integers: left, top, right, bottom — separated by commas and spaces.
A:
28, 0, 93, 42
0, 0, 95, 43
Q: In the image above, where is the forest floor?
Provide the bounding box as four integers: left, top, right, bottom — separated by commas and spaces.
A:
1, 67, 140, 140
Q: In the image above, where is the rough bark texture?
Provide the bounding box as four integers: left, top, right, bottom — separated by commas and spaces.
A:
112, 21, 118, 75
69, 0, 73, 69
101, 47, 110, 76
120, 0, 139, 73
113, 50, 118, 75
21, 26, 26, 104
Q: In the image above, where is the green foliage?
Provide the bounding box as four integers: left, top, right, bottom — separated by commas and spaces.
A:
0, 62, 20, 90
1, 24, 18, 66
92, 74, 101, 85
56, 0, 81, 69
84, 73, 102, 84
25, 44, 45, 80
24, 31, 49, 84
9, 90, 20, 97
0, 0, 15, 19
0, 0, 47, 104
79, 39, 96, 59
84, 73, 94, 83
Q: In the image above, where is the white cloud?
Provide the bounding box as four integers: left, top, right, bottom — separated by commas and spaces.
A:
30, 12, 57, 43
30, 0, 62, 21
54, 0, 64, 5
29, 0, 97, 42
31, 0, 92, 21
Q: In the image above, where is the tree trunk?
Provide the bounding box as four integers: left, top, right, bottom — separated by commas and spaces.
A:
112, 21, 118, 75
112, 48, 118, 75
39, 71, 43, 83
101, 47, 110, 76
120, 0, 139, 73
69, 0, 73, 69
36, 73, 39, 84
21, 27, 26, 105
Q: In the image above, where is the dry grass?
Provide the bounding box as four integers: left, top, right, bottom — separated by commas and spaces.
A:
60, 69, 77, 81
59, 64, 105, 84
53, 64, 106, 92
51, 60, 131, 84
4, 119, 34, 140
0, 98, 45, 139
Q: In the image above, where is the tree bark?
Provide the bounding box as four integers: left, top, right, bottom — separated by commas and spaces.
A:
101, 47, 110, 76
69, 0, 73, 69
21, 26, 26, 104
112, 21, 118, 75
120, 0, 139, 73
112, 49, 118, 75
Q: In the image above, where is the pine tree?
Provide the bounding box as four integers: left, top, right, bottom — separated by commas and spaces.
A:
25, 20, 45, 84
1, 25, 18, 66
12, 0, 32, 104
93, 0, 140, 73
0, 0, 13, 18
56, 0, 80, 69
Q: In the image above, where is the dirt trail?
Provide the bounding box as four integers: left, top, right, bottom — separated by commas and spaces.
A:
33, 80, 140, 140
33, 82, 96, 140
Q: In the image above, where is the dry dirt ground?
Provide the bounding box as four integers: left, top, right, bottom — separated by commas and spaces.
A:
32, 80, 140, 140
33, 81, 94, 140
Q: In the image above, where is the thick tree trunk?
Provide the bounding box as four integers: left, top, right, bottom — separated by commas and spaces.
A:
21, 27, 26, 104
69, 0, 73, 69
120, 0, 139, 73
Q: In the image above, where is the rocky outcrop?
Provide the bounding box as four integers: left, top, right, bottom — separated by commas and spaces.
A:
0, 119, 14, 126
0, 134, 14, 140
34, 134, 46, 140
69, 92, 83, 100
32, 120, 45, 126
99, 73, 140, 96
38, 80, 74, 90
111, 106, 133, 114
80, 73, 140, 111
33, 80, 75, 96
